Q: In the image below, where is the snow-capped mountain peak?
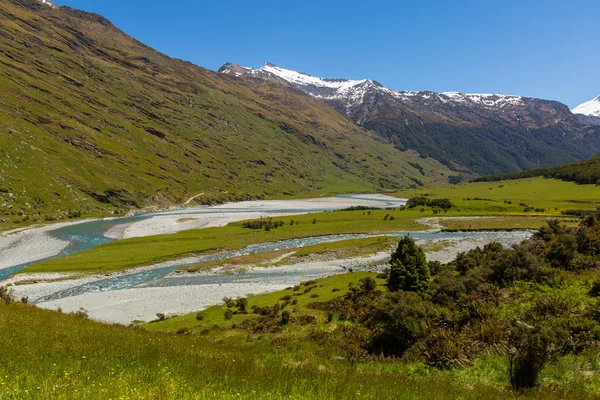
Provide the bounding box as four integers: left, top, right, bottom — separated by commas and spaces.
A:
572, 96, 600, 117
219, 63, 528, 114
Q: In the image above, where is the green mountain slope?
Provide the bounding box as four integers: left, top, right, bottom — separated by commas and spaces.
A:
0, 0, 454, 227
474, 155, 600, 185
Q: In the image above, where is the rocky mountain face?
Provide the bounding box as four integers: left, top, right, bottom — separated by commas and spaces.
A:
222, 63, 600, 175
0, 0, 455, 226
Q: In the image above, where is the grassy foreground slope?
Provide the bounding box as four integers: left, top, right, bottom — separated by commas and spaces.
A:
0, 294, 589, 399
0, 0, 452, 229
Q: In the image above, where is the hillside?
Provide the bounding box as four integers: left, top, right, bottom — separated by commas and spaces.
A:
222, 63, 600, 175
474, 155, 600, 185
0, 0, 454, 227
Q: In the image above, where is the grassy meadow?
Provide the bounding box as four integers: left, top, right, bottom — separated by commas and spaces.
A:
0, 276, 595, 400
395, 177, 600, 215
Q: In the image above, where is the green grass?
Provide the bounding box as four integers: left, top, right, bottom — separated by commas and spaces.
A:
396, 177, 600, 215
22, 210, 425, 275
0, 276, 595, 399
438, 216, 580, 231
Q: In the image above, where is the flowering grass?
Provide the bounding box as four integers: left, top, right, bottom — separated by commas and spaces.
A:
0, 300, 592, 399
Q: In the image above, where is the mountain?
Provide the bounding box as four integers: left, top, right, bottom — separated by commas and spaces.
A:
221, 63, 600, 175
0, 0, 455, 227
573, 96, 600, 117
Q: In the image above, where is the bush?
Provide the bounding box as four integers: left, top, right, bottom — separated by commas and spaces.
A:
223, 297, 235, 307
0, 286, 14, 304
429, 270, 466, 307
156, 313, 166, 321
236, 298, 248, 313
546, 234, 578, 269
360, 277, 377, 293
419, 330, 474, 369
507, 319, 567, 389
196, 312, 205, 321
176, 327, 190, 335
590, 280, 600, 297
365, 291, 435, 357
387, 236, 430, 292
280, 310, 291, 325
224, 310, 233, 320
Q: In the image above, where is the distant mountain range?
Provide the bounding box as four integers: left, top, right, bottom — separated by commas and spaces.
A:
221, 63, 600, 175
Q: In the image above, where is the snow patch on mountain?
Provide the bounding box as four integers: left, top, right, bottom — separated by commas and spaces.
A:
221, 63, 527, 113
572, 96, 600, 117
38, 0, 58, 8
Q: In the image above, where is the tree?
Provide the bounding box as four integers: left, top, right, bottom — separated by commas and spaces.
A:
387, 236, 430, 292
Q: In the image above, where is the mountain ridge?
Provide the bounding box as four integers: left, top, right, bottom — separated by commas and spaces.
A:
0, 0, 454, 227
222, 63, 600, 175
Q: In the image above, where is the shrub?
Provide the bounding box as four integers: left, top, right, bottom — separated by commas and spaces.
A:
295, 315, 317, 325
360, 277, 377, 293
224, 310, 233, 320
387, 236, 430, 292
546, 234, 578, 269
176, 327, 190, 335
0, 286, 14, 304
196, 312, 205, 321
365, 291, 435, 357
236, 298, 248, 313
156, 313, 166, 321
419, 330, 474, 369
280, 310, 291, 325
327, 310, 334, 323
507, 319, 567, 389
223, 297, 235, 307
73, 308, 89, 319
429, 270, 466, 307
590, 280, 600, 297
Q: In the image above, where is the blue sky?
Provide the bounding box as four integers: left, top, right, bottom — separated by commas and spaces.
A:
54, 0, 599, 108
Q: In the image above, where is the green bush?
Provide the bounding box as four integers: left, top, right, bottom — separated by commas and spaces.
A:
387, 236, 430, 292
365, 291, 435, 357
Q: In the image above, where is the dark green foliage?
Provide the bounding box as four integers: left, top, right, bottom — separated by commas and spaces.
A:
280, 310, 291, 325
236, 298, 248, 313
242, 219, 285, 231
546, 234, 578, 269
365, 291, 435, 357
429, 270, 466, 308
224, 309, 233, 320
406, 196, 429, 208
359, 277, 377, 293
589, 280, 600, 297
195, 312, 205, 321
338, 206, 383, 212
448, 175, 464, 185
507, 319, 567, 389
387, 236, 430, 292
506, 295, 573, 389
407, 196, 453, 210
